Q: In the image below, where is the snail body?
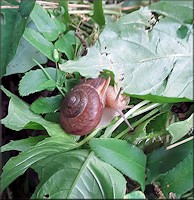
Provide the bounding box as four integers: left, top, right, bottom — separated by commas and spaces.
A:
60, 77, 131, 135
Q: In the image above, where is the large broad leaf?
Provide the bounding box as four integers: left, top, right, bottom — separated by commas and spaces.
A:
1, 0, 35, 77
146, 139, 193, 183
31, 150, 126, 199
89, 138, 147, 191
59, 1, 193, 102
148, 1, 192, 26
158, 153, 193, 198
1, 135, 76, 193
1, 86, 69, 137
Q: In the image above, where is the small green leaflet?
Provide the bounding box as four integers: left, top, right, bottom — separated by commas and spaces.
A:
19, 68, 58, 96
30, 4, 65, 41
31, 94, 63, 114
167, 113, 194, 144
92, 0, 105, 27
55, 34, 75, 60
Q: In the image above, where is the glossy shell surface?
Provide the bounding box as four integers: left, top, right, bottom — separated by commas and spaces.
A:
60, 82, 104, 135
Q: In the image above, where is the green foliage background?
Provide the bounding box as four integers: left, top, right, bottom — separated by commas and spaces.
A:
1, 0, 193, 199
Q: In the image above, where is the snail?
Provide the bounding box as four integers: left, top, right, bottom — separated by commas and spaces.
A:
60, 77, 132, 135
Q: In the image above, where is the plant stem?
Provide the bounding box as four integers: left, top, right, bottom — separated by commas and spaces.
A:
115, 106, 161, 139
130, 103, 161, 117
76, 129, 100, 148
55, 62, 59, 84
68, 9, 120, 15
56, 86, 66, 97
166, 136, 194, 150
33, 59, 52, 80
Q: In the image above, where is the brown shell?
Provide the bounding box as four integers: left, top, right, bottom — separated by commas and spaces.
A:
60, 81, 104, 135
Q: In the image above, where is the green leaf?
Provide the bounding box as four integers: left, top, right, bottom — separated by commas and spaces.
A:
31, 94, 63, 114
59, 0, 71, 23
1, 86, 70, 137
146, 139, 193, 183
64, 72, 81, 93
32, 151, 126, 199
158, 153, 193, 198
44, 112, 60, 123
177, 25, 190, 39
1, 135, 76, 193
62, 30, 76, 45
167, 113, 194, 144
59, 1, 193, 102
89, 138, 147, 191
146, 112, 169, 134
19, 68, 58, 96
1, 0, 35, 77
5, 36, 47, 76
18, 0, 35, 17
30, 4, 65, 41
59, 46, 106, 79
1, 1, 18, 77
122, 0, 145, 7
92, 0, 105, 27
38, 79, 56, 91
1, 135, 47, 152
23, 28, 55, 61
125, 191, 146, 199
149, 1, 193, 27
2, 0, 18, 6
5, 20, 48, 76
55, 34, 75, 60
127, 111, 169, 146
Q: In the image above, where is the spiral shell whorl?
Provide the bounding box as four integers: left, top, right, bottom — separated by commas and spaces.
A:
60, 83, 103, 135
62, 89, 87, 118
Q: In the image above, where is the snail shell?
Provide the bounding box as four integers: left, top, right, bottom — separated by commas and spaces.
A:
60, 78, 110, 135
